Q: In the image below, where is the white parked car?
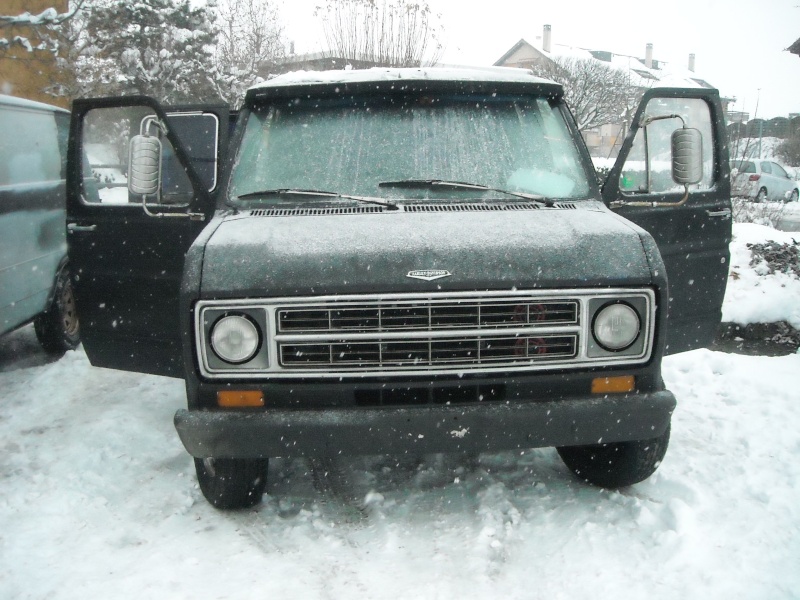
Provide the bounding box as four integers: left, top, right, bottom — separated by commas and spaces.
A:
731, 159, 799, 203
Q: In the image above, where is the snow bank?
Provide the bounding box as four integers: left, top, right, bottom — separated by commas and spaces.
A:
723, 223, 800, 328
0, 344, 798, 599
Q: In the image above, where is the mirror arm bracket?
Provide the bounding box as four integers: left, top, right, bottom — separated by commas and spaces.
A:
141, 195, 206, 220
610, 185, 690, 209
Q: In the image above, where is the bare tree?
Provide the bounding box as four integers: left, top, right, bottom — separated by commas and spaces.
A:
0, 1, 88, 51
530, 56, 642, 132
214, 0, 287, 105
314, 0, 443, 68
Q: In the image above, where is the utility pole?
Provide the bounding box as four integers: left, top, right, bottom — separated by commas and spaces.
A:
756, 88, 762, 159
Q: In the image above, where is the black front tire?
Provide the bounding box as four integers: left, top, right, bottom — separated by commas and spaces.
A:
34, 266, 80, 355
557, 424, 670, 489
195, 457, 268, 509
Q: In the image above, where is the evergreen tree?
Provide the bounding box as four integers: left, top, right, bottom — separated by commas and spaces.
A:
82, 0, 222, 103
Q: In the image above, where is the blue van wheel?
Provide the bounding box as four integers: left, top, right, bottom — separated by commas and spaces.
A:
34, 266, 80, 355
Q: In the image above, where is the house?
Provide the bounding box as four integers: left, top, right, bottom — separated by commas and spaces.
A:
0, 0, 69, 108
494, 26, 724, 158
258, 45, 384, 80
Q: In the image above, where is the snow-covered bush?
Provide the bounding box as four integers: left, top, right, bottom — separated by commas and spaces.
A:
731, 197, 787, 228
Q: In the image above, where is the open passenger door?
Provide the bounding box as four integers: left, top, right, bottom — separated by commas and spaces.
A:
66, 97, 228, 377
602, 88, 732, 354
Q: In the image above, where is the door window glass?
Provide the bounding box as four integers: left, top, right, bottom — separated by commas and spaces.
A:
772, 163, 788, 178
760, 162, 772, 175
619, 97, 715, 195
165, 112, 220, 192
81, 108, 220, 204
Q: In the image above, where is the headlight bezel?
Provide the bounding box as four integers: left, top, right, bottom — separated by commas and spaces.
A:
200, 306, 270, 372
591, 301, 641, 352
210, 313, 262, 364
586, 296, 648, 359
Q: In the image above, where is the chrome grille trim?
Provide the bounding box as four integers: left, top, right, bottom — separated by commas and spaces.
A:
280, 334, 578, 369
276, 300, 578, 333
195, 288, 655, 379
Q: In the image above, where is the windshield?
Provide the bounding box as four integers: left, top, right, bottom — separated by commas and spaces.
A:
229, 94, 592, 204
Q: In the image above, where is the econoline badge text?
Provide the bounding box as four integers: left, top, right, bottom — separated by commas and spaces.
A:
406, 270, 452, 281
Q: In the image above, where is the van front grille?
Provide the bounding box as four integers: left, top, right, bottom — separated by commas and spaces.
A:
280, 334, 577, 369
274, 297, 579, 371
277, 300, 578, 333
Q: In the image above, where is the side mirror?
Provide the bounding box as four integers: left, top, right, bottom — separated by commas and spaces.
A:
128, 134, 162, 197
671, 127, 703, 185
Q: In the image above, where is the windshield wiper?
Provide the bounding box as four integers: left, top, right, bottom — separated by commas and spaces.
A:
237, 188, 399, 210
378, 179, 553, 206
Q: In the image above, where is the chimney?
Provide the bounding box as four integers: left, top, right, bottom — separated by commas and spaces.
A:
543, 24, 552, 53
688, 53, 696, 72
645, 43, 653, 68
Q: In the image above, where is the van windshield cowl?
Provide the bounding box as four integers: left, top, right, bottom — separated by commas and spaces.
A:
229, 94, 592, 205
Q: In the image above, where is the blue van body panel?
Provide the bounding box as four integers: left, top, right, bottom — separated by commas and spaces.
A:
0, 95, 70, 337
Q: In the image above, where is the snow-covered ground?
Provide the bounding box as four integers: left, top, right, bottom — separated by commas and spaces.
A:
1, 224, 798, 599
723, 223, 800, 328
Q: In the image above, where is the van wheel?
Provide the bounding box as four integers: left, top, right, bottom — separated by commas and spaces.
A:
789, 189, 798, 203
34, 266, 80, 355
195, 457, 268, 509
556, 424, 670, 489
755, 187, 767, 203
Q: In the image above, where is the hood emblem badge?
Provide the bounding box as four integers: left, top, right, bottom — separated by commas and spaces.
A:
407, 269, 452, 282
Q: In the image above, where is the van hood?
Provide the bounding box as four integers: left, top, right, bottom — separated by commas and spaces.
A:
199, 203, 654, 297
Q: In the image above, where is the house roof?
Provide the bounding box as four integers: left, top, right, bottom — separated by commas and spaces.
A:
492, 38, 532, 66
493, 38, 716, 91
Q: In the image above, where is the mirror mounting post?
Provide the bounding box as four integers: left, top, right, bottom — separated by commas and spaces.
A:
128, 115, 205, 221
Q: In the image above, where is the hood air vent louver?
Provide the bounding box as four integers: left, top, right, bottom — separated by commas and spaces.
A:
404, 203, 540, 213
247, 203, 578, 217
248, 206, 385, 217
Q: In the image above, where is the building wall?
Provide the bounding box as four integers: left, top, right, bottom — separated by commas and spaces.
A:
0, 0, 69, 108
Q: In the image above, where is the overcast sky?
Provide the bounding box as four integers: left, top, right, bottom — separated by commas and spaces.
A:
280, 0, 799, 120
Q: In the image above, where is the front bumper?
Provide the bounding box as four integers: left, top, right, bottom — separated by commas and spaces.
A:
174, 390, 675, 458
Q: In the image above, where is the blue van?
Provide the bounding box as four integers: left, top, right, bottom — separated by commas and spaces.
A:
0, 95, 80, 353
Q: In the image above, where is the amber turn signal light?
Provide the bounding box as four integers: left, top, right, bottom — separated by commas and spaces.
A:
591, 375, 635, 394
217, 390, 264, 407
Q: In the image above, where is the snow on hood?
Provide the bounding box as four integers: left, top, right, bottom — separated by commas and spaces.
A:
199, 203, 654, 298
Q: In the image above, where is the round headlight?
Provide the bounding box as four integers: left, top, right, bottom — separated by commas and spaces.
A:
593, 303, 640, 351
210, 315, 260, 363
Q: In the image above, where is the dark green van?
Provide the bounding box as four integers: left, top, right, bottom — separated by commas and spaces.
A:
0, 95, 79, 353
66, 68, 731, 509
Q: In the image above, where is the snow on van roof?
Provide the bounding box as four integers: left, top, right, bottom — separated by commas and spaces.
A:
0, 94, 68, 113
252, 66, 557, 90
